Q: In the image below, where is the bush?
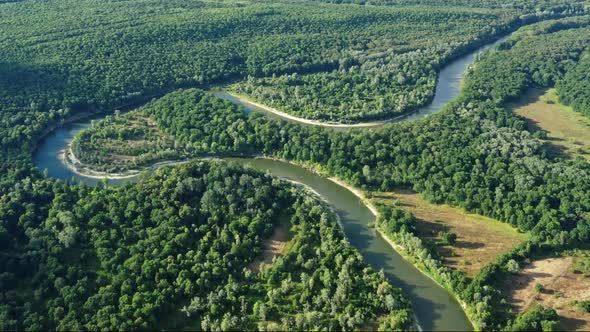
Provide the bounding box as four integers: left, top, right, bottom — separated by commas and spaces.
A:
506, 305, 559, 331
438, 231, 458, 246
575, 300, 590, 313
506, 259, 520, 273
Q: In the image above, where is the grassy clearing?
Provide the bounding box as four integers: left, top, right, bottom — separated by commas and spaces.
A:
511, 88, 590, 160
504, 253, 590, 331
372, 190, 527, 277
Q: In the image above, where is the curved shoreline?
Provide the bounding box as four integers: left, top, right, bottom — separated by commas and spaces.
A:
56, 151, 437, 328
33, 26, 520, 332
61, 144, 190, 180
244, 157, 477, 330
61, 145, 141, 179
221, 91, 406, 128
327, 172, 478, 330
217, 33, 510, 129
59, 141, 476, 330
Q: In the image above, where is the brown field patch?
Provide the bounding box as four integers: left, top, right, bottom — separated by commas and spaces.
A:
512, 88, 590, 160
249, 223, 290, 273
372, 190, 527, 276
505, 256, 590, 331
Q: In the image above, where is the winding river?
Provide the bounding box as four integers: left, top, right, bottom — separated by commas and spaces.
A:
33, 34, 510, 331
213, 35, 507, 129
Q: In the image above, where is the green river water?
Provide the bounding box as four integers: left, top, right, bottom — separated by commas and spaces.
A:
32, 34, 513, 331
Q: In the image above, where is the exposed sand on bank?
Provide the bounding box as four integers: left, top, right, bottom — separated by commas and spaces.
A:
60, 145, 190, 180
60, 146, 141, 179
225, 91, 407, 128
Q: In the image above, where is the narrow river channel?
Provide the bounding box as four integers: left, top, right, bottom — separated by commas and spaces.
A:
33, 34, 511, 331
227, 158, 471, 331
213, 35, 507, 129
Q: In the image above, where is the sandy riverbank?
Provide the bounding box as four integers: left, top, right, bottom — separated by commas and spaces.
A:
60, 144, 193, 180
60, 146, 142, 179
225, 91, 408, 128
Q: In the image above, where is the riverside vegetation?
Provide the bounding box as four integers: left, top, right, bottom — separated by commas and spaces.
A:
71, 16, 590, 330
2, 0, 590, 331
0, 160, 414, 330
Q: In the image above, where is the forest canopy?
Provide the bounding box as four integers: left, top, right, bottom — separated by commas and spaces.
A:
0, 161, 413, 330
0, 0, 547, 152
2, 1, 590, 331
70, 16, 590, 329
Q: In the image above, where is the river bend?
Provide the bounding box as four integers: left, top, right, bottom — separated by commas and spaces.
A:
33, 33, 512, 331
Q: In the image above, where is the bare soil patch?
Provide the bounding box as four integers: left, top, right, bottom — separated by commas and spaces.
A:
372, 190, 526, 276
505, 256, 590, 331
249, 223, 290, 273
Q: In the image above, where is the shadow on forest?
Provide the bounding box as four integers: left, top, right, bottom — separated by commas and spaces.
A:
0, 61, 71, 109
455, 240, 485, 249
509, 88, 573, 160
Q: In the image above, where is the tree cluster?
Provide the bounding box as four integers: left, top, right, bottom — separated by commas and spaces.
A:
0, 161, 413, 330
556, 54, 590, 117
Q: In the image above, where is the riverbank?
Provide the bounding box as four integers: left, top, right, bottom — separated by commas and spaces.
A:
61, 143, 192, 180
221, 91, 407, 128
33, 24, 523, 331
376, 223, 479, 330
61, 145, 142, 179
326, 173, 479, 330
251, 157, 476, 330
321, 169, 479, 330
42, 121, 475, 330
66, 148, 475, 329
34, 90, 172, 153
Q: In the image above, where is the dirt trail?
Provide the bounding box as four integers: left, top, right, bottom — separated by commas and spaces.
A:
249, 224, 289, 273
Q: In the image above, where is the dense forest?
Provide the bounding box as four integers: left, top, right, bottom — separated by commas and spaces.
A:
0, 161, 413, 330
0, 0, 529, 152
311, 0, 589, 10
70, 112, 178, 173
228, 5, 590, 123
230, 47, 439, 122
3, 0, 590, 331
463, 17, 590, 103
72, 15, 590, 330
0, 0, 585, 164
78, 16, 590, 243
556, 54, 590, 117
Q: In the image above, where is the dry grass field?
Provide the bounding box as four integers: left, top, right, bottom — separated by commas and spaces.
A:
504, 256, 590, 331
512, 88, 590, 160
372, 190, 527, 276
